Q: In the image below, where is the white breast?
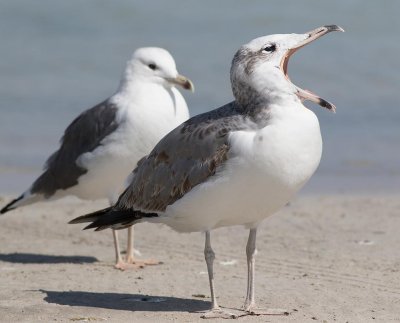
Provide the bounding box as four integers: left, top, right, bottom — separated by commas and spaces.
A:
56, 84, 189, 202
163, 104, 322, 232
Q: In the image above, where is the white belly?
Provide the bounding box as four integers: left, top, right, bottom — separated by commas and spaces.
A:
51, 86, 189, 202
163, 107, 322, 232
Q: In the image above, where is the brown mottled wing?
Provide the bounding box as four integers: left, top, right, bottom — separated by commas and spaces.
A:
31, 100, 119, 197
115, 102, 255, 212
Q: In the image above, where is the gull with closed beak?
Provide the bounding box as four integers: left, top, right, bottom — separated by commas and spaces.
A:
1, 47, 193, 270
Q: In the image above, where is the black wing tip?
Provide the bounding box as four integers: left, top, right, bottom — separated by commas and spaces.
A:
79, 223, 108, 231
0, 195, 24, 214
78, 209, 158, 232
79, 217, 112, 231
68, 216, 90, 224
0, 207, 11, 214
68, 218, 81, 224
70, 207, 130, 231
82, 220, 118, 231
83, 223, 98, 230
69, 206, 112, 225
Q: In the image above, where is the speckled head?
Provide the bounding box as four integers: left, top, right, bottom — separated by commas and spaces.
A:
231, 25, 344, 112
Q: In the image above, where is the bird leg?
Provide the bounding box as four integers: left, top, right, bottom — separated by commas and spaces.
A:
112, 229, 129, 270
125, 226, 135, 263
243, 228, 257, 310
200, 231, 237, 319
112, 229, 142, 270
112, 228, 160, 270
240, 228, 289, 317
125, 226, 160, 267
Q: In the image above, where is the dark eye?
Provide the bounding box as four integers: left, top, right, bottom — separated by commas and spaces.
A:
262, 44, 276, 53
148, 63, 157, 70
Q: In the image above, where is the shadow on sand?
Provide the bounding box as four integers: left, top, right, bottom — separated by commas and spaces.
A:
40, 290, 209, 313
0, 253, 97, 264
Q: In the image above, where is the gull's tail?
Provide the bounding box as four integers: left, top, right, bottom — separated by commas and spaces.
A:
69, 207, 158, 231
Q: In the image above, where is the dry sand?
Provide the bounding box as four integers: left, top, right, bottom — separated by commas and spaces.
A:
0, 194, 399, 322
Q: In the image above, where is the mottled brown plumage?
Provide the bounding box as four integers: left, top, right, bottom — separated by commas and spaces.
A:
117, 102, 256, 214
71, 100, 270, 229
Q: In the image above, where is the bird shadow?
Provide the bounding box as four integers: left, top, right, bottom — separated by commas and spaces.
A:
40, 290, 210, 313
0, 253, 97, 264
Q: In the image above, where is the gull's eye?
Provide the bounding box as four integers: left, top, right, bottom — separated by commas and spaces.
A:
262, 44, 276, 53
148, 63, 157, 70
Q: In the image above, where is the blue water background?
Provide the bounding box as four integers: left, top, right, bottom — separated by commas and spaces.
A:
0, 0, 399, 194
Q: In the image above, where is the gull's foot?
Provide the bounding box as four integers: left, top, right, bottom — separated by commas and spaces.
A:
114, 260, 143, 271
200, 307, 238, 319
125, 256, 162, 267
240, 304, 290, 317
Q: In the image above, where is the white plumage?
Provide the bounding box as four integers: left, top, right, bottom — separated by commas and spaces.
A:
163, 105, 322, 233
1, 47, 193, 270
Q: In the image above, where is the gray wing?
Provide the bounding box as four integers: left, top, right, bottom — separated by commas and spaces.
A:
31, 100, 119, 197
116, 101, 257, 213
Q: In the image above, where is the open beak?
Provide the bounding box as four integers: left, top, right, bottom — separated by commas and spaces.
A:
280, 25, 344, 112
168, 74, 195, 92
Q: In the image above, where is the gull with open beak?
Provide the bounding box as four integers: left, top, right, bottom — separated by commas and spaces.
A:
1, 47, 193, 270
71, 26, 343, 318
281, 25, 344, 111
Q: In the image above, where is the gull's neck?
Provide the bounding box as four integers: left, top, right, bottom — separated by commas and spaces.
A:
117, 74, 168, 97
232, 77, 300, 123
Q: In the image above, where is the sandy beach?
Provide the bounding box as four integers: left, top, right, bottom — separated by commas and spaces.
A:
1, 1, 400, 322
0, 194, 399, 322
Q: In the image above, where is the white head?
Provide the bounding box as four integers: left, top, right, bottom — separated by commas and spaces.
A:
231, 25, 344, 111
120, 47, 194, 92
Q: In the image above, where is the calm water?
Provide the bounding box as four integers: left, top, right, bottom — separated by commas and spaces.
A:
0, 0, 399, 194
